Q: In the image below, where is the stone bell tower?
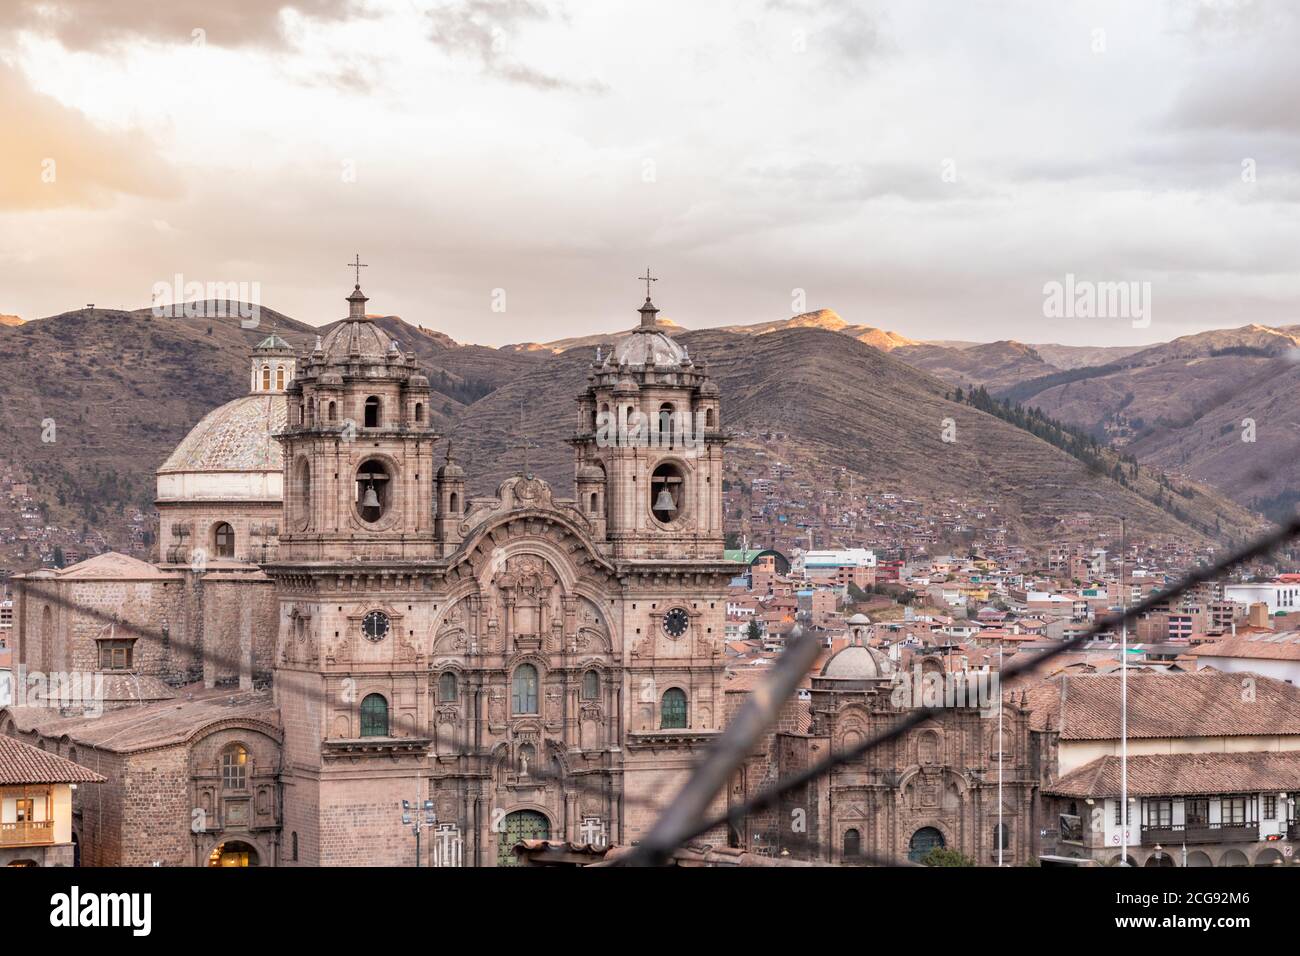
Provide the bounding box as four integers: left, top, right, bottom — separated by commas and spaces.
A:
572, 272, 726, 561
277, 276, 437, 562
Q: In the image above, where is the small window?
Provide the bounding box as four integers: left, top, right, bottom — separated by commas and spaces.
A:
1222, 796, 1247, 826
276, 366, 285, 390
1186, 798, 1209, 826
993, 822, 1009, 849
512, 664, 539, 714
328, 401, 336, 421
261, 366, 271, 391
414, 402, 423, 424
98, 639, 134, 670
291, 832, 299, 862
214, 522, 234, 558
844, 828, 861, 858
360, 694, 389, 737
1264, 795, 1278, 820
581, 670, 600, 700
364, 396, 381, 428
660, 688, 687, 729
222, 744, 248, 790
438, 671, 458, 702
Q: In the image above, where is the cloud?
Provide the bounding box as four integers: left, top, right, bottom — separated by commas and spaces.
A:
426, 0, 604, 91
0, 0, 358, 50
0, 63, 180, 210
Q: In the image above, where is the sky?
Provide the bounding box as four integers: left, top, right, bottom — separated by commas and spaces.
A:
2, 0, 1298, 347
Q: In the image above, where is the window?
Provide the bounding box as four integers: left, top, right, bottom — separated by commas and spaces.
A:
414, 402, 423, 424
276, 366, 285, 390
15, 798, 34, 823
291, 832, 299, 862
1263, 795, 1278, 820
364, 396, 381, 428
1148, 799, 1172, 828
261, 366, 271, 391
581, 670, 600, 700
222, 745, 248, 789
327, 401, 336, 421
1222, 796, 1247, 826
214, 522, 234, 558
1114, 800, 1128, 827
98, 639, 134, 670
660, 688, 687, 729
438, 671, 458, 702
360, 694, 389, 737
512, 665, 539, 714
843, 828, 861, 858
589, 492, 598, 513
658, 403, 676, 447
1186, 798, 1209, 826
993, 823, 1009, 849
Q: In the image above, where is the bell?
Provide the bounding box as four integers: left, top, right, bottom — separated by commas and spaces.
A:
653, 487, 677, 513
361, 483, 381, 510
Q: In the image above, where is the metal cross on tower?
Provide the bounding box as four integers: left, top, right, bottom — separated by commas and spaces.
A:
348, 253, 368, 286
637, 267, 657, 299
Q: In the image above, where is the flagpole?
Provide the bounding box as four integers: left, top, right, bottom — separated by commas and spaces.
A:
1120, 517, 1129, 865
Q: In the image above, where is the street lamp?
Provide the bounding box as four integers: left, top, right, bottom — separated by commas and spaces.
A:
401, 799, 437, 867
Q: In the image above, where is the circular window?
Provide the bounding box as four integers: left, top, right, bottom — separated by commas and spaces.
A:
362, 610, 390, 643
663, 607, 689, 638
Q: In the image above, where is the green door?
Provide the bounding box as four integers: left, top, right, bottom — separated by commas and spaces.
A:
497, 810, 551, 867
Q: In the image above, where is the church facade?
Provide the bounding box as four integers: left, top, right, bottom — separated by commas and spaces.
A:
4, 278, 735, 866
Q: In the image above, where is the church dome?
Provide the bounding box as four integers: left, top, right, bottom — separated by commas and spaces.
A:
576, 463, 605, 481
614, 327, 688, 368
156, 394, 286, 503
320, 317, 395, 363
820, 643, 892, 680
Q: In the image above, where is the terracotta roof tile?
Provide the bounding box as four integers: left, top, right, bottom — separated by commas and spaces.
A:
0, 734, 105, 785
1046, 751, 1300, 798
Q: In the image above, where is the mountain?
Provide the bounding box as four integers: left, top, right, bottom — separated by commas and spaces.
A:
0, 303, 1267, 570
893, 340, 1054, 393
502, 309, 916, 355
447, 326, 1260, 544
0, 314, 23, 327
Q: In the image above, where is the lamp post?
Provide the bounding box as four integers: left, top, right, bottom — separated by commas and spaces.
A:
401, 798, 437, 867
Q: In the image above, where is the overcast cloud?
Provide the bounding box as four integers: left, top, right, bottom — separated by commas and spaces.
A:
1, 0, 1297, 346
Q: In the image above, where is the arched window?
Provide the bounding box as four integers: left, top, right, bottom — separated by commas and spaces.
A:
261, 366, 271, 391
449, 492, 459, 514
589, 492, 598, 513
298, 404, 305, 425
275, 365, 285, 390
291, 832, 299, 862
360, 694, 389, 737
214, 522, 234, 558
327, 401, 337, 421
993, 823, 1009, 850
356, 459, 391, 522
438, 671, 458, 702
658, 403, 676, 447
844, 828, 861, 859
581, 670, 600, 700
222, 744, 248, 790
364, 396, 381, 428
650, 462, 684, 524
705, 407, 715, 428
414, 402, 423, 423
512, 664, 539, 714
660, 688, 687, 729
296, 460, 311, 522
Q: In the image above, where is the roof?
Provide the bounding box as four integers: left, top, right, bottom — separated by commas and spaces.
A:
1025, 671, 1300, 739
0, 734, 105, 785
4, 684, 279, 754
254, 332, 292, 351
1046, 751, 1300, 798
610, 324, 688, 368
158, 393, 286, 473
820, 643, 892, 679
1192, 632, 1300, 662
22, 551, 178, 582
320, 314, 397, 363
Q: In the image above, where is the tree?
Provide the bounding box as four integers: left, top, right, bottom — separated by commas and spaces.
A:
920, 847, 975, 867
745, 620, 761, 641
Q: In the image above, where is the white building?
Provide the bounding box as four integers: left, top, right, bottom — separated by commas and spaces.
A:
1225, 582, 1300, 615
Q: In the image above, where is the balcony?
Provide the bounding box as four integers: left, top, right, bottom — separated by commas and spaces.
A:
1141, 822, 1259, 846
0, 820, 55, 847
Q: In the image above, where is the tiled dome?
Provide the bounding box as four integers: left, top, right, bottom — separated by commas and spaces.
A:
158, 394, 286, 473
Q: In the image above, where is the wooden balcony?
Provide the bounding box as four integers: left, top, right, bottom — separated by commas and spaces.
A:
0, 820, 55, 847
1141, 822, 1259, 846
